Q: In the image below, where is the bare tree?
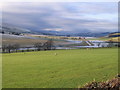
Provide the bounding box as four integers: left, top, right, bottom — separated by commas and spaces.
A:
6, 44, 13, 53
2, 44, 7, 53
97, 42, 101, 47
107, 42, 114, 48
43, 39, 54, 50
2, 44, 20, 53
13, 44, 20, 52
34, 42, 43, 51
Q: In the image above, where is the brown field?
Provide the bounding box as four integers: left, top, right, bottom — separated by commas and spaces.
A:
2, 38, 71, 47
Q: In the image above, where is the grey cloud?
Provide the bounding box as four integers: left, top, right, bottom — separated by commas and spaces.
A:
2, 2, 118, 33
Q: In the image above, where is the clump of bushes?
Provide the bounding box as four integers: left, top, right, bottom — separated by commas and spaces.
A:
82, 74, 120, 89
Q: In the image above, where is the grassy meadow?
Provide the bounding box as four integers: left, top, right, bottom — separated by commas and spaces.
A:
2, 48, 118, 88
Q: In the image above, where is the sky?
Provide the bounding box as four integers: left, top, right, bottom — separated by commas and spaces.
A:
1, 2, 118, 33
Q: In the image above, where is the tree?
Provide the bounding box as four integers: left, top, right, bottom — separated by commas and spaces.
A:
97, 42, 101, 47
107, 42, 114, 48
13, 44, 20, 52
2, 45, 7, 53
34, 42, 43, 51
6, 44, 13, 53
43, 39, 54, 50
2, 44, 20, 53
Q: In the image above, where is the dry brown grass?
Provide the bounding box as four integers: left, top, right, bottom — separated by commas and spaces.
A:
82, 74, 120, 89
2, 38, 70, 47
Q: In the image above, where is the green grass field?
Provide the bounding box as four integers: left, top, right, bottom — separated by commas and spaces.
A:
2, 48, 118, 88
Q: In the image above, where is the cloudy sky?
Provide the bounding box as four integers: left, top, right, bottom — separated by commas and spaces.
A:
2, 2, 118, 33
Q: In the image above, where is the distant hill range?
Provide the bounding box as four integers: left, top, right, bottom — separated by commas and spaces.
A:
0, 23, 31, 34
0, 23, 118, 37
108, 32, 120, 37
106, 32, 120, 42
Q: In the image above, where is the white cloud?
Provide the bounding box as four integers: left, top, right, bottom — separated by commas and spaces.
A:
1, 0, 119, 2
44, 28, 63, 31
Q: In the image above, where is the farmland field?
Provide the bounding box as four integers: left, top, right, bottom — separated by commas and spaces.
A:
2, 48, 118, 88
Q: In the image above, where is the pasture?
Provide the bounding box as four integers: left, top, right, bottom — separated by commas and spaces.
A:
2, 48, 118, 88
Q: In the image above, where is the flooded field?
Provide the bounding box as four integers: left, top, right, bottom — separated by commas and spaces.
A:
1, 34, 119, 52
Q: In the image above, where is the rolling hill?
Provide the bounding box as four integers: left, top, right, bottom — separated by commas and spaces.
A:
0, 23, 118, 37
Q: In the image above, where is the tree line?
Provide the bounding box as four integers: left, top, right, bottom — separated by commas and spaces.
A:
2, 39, 55, 53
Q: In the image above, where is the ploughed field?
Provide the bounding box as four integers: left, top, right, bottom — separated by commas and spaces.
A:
2, 48, 118, 88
